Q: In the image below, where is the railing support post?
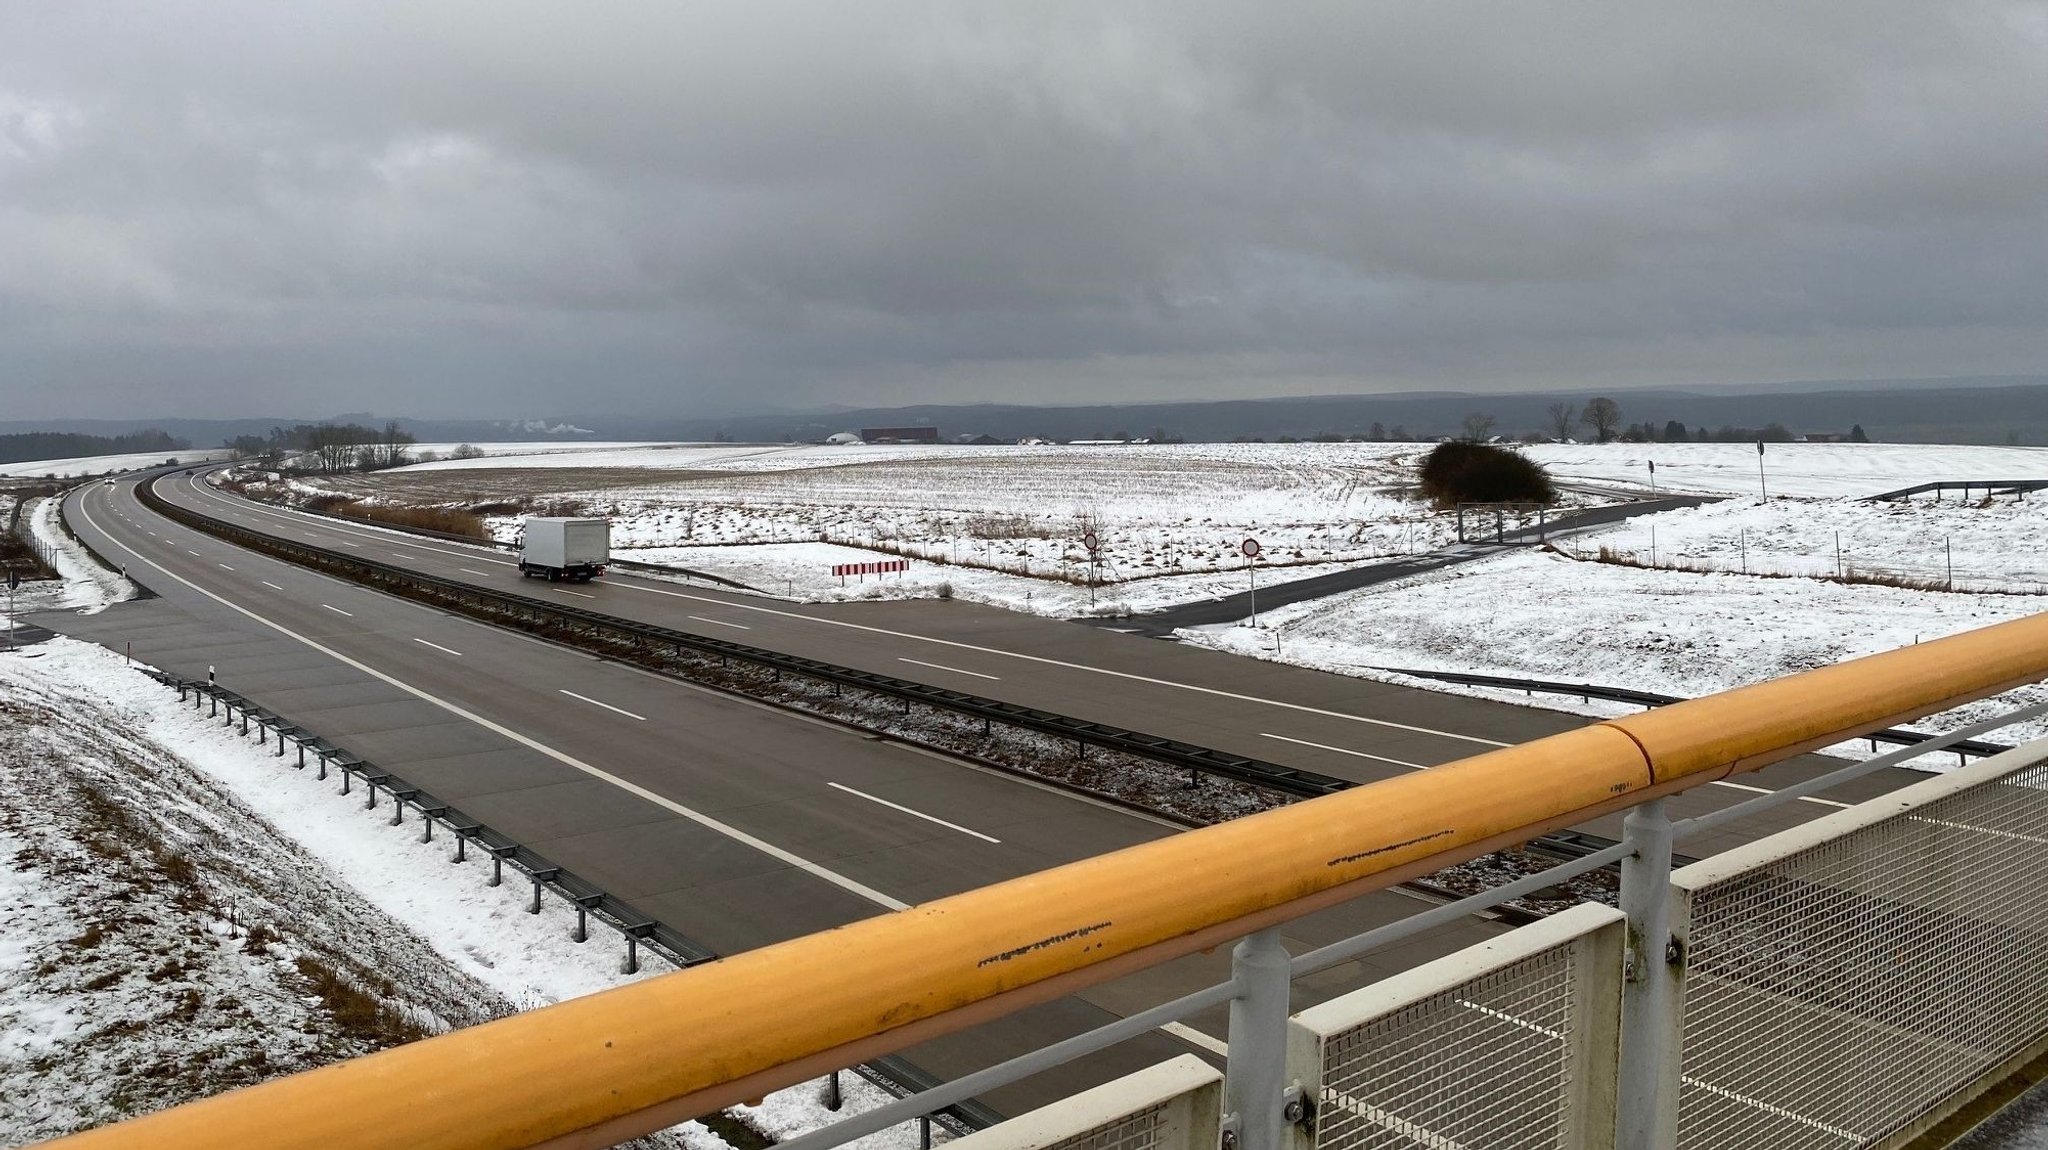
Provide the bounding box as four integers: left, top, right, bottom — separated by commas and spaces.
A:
1225, 928, 1291, 1150
1616, 798, 1683, 1149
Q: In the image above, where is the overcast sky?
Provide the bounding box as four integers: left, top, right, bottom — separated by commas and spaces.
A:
5, 2, 2048, 420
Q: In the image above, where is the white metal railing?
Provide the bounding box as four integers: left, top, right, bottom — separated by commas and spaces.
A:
943, 1057, 1222, 1150
1288, 903, 1624, 1150
1671, 741, 2048, 1148
870, 723, 2048, 1150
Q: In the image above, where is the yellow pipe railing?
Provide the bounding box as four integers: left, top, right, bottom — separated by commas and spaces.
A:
43, 611, 2048, 1150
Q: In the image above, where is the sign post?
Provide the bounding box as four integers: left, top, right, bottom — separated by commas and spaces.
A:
5, 567, 16, 652
1647, 459, 1657, 496
1241, 537, 1261, 627
1756, 441, 1768, 501
1082, 531, 1101, 608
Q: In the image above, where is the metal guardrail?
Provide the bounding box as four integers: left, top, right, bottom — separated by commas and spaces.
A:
1865, 478, 2048, 502
135, 665, 1005, 1139
139, 669, 715, 971
1377, 665, 2014, 761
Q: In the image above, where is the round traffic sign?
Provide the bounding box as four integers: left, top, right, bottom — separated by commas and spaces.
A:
1082, 532, 1100, 552
1241, 537, 1261, 558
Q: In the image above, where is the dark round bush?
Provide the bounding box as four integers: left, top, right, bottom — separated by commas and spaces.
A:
1416, 442, 1557, 507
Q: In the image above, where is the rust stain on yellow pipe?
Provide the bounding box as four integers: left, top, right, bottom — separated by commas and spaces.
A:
43, 611, 2048, 1150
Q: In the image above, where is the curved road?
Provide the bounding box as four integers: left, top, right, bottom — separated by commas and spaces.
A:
33, 469, 1933, 1117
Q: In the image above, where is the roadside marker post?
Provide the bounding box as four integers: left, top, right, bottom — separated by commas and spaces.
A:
5, 566, 16, 652
1242, 537, 1261, 626
1757, 440, 1769, 501
1082, 531, 1101, 608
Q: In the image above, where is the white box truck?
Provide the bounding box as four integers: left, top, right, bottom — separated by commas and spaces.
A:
518, 517, 609, 583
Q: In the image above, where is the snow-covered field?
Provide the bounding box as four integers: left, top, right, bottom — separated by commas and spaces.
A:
1526, 441, 2048, 498
1566, 492, 2048, 593
293, 442, 1570, 610
1188, 545, 2048, 768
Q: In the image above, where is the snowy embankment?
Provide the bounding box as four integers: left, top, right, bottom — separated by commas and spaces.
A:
30, 494, 136, 612
0, 639, 925, 1147
1186, 544, 2048, 769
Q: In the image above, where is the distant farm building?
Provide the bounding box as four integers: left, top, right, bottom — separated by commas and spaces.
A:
860, 426, 940, 444
824, 431, 863, 446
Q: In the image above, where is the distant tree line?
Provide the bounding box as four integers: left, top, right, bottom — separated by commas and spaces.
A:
223, 421, 420, 473
0, 429, 187, 465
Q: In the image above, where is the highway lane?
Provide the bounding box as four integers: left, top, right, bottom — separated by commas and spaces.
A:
160, 471, 1929, 857
50, 475, 1515, 1116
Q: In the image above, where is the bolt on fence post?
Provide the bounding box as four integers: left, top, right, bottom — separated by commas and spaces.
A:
1616, 798, 1683, 1149
1225, 928, 1292, 1150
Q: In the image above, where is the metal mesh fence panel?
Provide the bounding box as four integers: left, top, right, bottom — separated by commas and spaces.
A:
1677, 760, 2048, 1148
1311, 941, 1586, 1149
1049, 1101, 1168, 1150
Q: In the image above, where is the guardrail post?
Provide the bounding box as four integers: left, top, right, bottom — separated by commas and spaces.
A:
573, 895, 602, 942
1616, 798, 1682, 1149
1225, 928, 1291, 1150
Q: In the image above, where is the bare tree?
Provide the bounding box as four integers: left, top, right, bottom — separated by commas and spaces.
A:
1580, 397, 1623, 443
1460, 411, 1498, 441
1545, 402, 1576, 440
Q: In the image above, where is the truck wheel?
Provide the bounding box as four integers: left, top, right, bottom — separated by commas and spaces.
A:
546, 569, 559, 583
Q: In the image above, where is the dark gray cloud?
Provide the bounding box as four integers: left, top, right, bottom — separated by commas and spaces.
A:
4, 1, 2047, 419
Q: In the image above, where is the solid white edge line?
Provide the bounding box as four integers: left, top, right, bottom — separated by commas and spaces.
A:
559, 689, 647, 721
1261, 732, 1428, 770
899, 656, 1000, 681
75, 492, 910, 913
458, 568, 493, 576
553, 588, 597, 599
413, 638, 463, 657
688, 615, 752, 630
827, 781, 1001, 843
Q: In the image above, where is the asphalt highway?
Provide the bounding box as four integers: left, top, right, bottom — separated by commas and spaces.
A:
45, 474, 1525, 1117
152, 470, 1931, 858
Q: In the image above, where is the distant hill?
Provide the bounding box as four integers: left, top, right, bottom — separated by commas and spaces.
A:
0, 417, 598, 448
571, 377, 2048, 445
0, 429, 187, 466
11, 376, 2048, 448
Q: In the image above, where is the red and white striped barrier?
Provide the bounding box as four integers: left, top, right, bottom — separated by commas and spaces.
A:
833, 558, 909, 578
